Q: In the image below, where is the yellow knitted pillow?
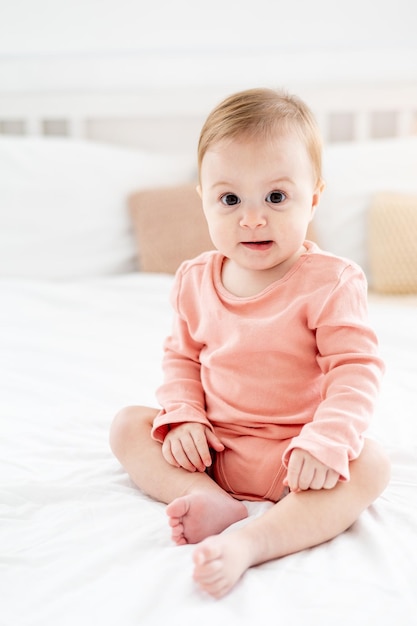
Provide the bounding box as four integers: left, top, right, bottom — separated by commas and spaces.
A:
369, 192, 417, 294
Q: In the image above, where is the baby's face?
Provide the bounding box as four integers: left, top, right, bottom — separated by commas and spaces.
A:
198, 130, 323, 284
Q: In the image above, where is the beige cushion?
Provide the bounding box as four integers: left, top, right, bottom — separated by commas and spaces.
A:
129, 183, 214, 274
369, 192, 417, 294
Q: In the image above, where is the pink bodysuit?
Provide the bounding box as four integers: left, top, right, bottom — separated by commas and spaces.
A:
152, 243, 384, 501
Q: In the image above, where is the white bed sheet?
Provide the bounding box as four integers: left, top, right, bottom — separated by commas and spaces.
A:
1, 273, 417, 626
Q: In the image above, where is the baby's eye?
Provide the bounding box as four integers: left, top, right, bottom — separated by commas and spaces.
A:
266, 191, 286, 204
221, 193, 240, 206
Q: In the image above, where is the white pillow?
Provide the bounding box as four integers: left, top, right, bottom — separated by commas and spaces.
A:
315, 137, 417, 282
0, 137, 195, 279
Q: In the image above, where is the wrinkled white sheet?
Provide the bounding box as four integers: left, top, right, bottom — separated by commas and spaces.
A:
1, 274, 417, 626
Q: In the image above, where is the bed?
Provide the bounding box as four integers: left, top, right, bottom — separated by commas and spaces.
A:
1, 83, 417, 626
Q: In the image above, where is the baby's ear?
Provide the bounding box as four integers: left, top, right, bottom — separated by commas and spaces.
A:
196, 184, 202, 199
312, 179, 325, 212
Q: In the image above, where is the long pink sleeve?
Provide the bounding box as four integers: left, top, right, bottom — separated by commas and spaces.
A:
152, 246, 384, 480
152, 310, 210, 442
281, 264, 384, 479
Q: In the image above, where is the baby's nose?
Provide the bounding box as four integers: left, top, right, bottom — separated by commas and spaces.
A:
240, 207, 267, 228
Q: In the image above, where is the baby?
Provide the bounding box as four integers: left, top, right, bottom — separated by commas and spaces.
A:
110, 87, 390, 598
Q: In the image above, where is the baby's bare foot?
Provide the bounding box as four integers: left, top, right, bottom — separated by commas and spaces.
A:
193, 533, 254, 598
166, 491, 247, 545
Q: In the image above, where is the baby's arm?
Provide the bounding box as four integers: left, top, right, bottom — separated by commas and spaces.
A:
153, 269, 210, 442
283, 265, 384, 482
162, 422, 224, 473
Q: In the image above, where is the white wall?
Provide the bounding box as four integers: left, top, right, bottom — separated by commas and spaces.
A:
1, 0, 416, 92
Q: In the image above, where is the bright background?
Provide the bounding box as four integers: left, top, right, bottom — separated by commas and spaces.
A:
1, 0, 416, 92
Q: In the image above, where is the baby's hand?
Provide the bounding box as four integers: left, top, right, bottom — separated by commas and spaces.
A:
162, 422, 224, 473
284, 449, 339, 493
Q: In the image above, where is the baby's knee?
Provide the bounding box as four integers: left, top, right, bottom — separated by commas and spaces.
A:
356, 438, 391, 498
109, 405, 156, 457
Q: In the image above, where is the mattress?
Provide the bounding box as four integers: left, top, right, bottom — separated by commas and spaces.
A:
1, 273, 417, 625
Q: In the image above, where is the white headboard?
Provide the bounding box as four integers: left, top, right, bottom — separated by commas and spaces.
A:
1, 83, 416, 153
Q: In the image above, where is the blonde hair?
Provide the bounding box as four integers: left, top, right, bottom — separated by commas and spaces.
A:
198, 87, 323, 184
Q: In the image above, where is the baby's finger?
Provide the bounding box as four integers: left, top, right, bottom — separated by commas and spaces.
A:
162, 439, 181, 468
323, 469, 339, 490
205, 428, 225, 453
183, 433, 212, 472
309, 468, 327, 490
190, 429, 215, 469
286, 450, 304, 492
170, 436, 201, 472
298, 463, 316, 491
283, 476, 301, 493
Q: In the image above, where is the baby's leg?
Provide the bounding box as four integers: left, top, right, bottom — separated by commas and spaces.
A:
109, 406, 247, 543
193, 439, 391, 598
